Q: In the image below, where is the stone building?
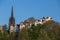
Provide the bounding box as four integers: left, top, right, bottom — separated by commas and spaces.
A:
9, 6, 15, 33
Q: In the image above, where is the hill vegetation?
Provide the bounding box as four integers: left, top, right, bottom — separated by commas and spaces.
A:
19, 20, 60, 40
0, 20, 60, 40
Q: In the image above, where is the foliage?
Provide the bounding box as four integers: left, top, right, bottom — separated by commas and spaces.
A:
0, 31, 9, 40
24, 17, 36, 23
0, 20, 60, 40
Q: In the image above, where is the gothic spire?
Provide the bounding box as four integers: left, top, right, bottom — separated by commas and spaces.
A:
11, 6, 14, 17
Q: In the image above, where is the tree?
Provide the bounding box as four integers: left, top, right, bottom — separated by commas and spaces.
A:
24, 17, 36, 23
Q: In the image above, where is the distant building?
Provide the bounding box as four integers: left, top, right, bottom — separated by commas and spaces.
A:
35, 19, 43, 26
34, 16, 52, 26
19, 21, 30, 30
24, 22, 30, 28
20, 22, 25, 30
10, 24, 15, 32
9, 6, 15, 33
45, 16, 52, 21
16, 24, 20, 32
0, 26, 3, 32
3, 24, 8, 32
0, 25, 7, 33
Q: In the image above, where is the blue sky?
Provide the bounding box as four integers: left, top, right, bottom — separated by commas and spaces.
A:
0, 0, 60, 25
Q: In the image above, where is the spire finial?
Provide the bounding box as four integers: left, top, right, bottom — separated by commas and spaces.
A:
12, 0, 15, 6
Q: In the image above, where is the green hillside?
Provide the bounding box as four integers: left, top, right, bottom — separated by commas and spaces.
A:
19, 20, 60, 40
0, 20, 60, 40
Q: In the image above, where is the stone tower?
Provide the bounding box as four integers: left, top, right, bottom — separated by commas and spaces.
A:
9, 6, 15, 32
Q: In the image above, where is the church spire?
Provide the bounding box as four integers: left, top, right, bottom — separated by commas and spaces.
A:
9, 0, 15, 33
11, 6, 14, 17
